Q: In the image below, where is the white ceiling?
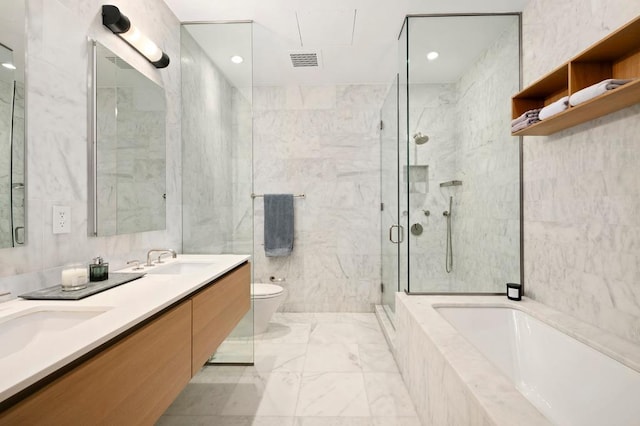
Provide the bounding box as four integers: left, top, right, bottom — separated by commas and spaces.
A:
163, 0, 527, 87
408, 15, 518, 84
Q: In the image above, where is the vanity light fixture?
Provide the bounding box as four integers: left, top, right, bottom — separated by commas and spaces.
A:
101, 5, 170, 68
1, 63, 16, 70
427, 51, 439, 61
230, 55, 244, 64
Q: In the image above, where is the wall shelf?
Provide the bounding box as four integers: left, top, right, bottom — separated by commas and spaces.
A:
512, 14, 640, 136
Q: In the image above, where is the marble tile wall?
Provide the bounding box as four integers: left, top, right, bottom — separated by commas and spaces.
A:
452, 20, 520, 293
181, 28, 253, 256
230, 88, 253, 255
253, 85, 387, 312
522, 0, 640, 344
181, 28, 233, 254
407, 83, 458, 292
0, 0, 182, 296
407, 19, 520, 293
96, 85, 166, 236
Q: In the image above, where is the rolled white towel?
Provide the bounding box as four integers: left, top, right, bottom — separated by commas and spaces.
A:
539, 96, 569, 120
569, 78, 633, 106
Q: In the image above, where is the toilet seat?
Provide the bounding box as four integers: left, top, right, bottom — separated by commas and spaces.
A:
251, 283, 284, 299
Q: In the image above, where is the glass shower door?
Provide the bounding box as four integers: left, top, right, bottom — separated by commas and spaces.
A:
380, 75, 399, 318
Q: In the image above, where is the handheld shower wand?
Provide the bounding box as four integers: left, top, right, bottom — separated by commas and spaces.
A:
443, 196, 453, 273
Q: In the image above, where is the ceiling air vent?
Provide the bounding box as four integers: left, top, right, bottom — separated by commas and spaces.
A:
289, 51, 320, 68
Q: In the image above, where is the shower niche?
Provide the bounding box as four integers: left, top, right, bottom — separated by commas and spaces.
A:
404, 165, 429, 194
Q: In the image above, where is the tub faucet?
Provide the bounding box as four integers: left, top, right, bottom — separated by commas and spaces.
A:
146, 249, 176, 266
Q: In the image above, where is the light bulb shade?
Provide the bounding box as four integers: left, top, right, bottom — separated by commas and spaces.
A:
101, 5, 170, 68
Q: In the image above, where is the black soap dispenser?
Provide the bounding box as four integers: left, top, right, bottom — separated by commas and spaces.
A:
89, 256, 109, 282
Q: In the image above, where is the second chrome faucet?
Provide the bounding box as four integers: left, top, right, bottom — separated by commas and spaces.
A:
145, 249, 177, 266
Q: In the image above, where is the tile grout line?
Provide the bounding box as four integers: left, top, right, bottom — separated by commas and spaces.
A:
290, 317, 313, 419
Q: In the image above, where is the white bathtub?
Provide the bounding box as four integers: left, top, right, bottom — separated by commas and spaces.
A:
437, 306, 640, 426
394, 295, 640, 426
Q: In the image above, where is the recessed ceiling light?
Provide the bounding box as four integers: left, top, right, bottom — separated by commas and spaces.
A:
1, 63, 16, 70
426, 51, 439, 61
230, 55, 244, 64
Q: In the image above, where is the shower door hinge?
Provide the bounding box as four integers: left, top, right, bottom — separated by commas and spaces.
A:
380, 202, 384, 211
380, 283, 384, 293
379, 120, 384, 130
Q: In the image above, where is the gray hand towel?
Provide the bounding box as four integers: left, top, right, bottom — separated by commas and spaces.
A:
264, 194, 294, 257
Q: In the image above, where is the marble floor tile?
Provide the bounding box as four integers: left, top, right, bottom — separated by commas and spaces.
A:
221, 371, 302, 416
254, 342, 308, 373
157, 415, 252, 426
309, 323, 385, 345
255, 322, 311, 344
158, 416, 296, 426
160, 313, 419, 425
358, 343, 399, 373
190, 365, 250, 384
304, 343, 361, 372
250, 417, 296, 426
294, 417, 373, 426
363, 373, 418, 417
163, 382, 236, 416
371, 417, 422, 426
296, 372, 371, 417
273, 313, 319, 324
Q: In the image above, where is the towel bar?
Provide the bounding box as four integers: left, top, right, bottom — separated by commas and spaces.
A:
251, 193, 305, 198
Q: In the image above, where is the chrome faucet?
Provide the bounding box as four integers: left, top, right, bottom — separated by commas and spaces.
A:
146, 249, 177, 266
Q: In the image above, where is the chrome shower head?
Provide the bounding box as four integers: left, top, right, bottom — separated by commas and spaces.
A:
413, 132, 429, 145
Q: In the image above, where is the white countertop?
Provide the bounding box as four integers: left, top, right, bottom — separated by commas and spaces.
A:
0, 254, 250, 403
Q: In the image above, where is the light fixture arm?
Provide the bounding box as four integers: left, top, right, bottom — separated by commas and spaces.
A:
101, 5, 170, 69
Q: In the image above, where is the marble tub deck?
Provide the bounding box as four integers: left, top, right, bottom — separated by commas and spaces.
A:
158, 313, 420, 426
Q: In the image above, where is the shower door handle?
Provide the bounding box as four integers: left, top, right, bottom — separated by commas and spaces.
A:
14, 226, 24, 245
389, 224, 404, 244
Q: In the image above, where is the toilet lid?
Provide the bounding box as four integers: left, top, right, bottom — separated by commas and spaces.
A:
252, 283, 284, 298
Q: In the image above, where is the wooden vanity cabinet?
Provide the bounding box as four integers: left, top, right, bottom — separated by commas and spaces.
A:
192, 262, 251, 374
0, 261, 251, 425
0, 301, 192, 425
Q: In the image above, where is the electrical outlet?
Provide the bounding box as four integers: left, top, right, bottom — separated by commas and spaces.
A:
52, 205, 71, 234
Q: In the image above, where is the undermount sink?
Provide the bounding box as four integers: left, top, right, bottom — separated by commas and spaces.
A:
0, 307, 110, 359
146, 262, 213, 275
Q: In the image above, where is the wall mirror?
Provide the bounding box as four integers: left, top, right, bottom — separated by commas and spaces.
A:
0, 1, 26, 248
89, 41, 166, 236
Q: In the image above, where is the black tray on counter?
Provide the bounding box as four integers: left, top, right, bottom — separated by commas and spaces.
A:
18, 272, 146, 300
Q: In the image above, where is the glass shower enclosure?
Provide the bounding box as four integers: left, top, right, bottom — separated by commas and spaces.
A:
181, 22, 254, 363
381, 14, 522, 320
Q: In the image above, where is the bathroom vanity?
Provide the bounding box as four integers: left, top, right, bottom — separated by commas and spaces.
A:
0, 255, 250, 424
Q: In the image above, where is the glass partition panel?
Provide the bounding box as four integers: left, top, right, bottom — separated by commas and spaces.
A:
181, 22, 254, 363
380, 75, 399, 318
405, 15, 521, 294
398, 19, 410, 296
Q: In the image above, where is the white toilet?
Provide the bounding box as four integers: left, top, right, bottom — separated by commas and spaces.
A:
251, 283, 285, 334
